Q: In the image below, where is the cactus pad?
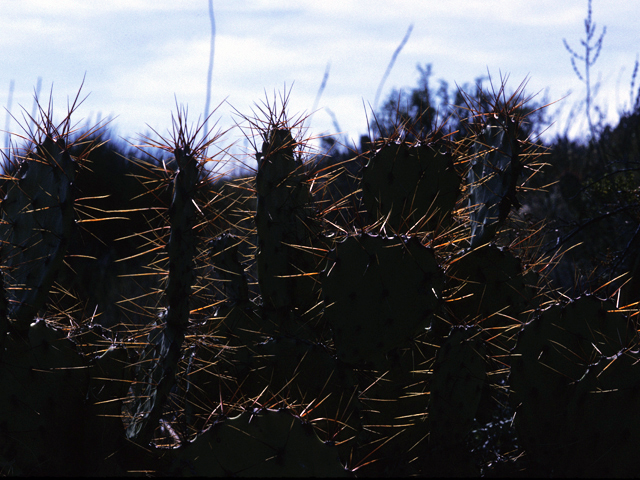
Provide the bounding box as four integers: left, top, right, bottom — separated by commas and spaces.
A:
428, 325, 486, 447
322, 233, 443, 365
362, 141, 460, 233
510, 295, 640, 475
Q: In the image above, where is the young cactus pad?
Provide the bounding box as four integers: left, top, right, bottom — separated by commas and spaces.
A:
467, 113, 522, 248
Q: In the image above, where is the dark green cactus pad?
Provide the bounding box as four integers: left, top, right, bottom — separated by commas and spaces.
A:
246, 337, 340, 400
560, 351, 640, 477
1, 137, 76, 331
428, 325, 486, 447
362, 141, 460, 233
322, 234, 443, 366
446, 244, 537, 333
350, 342, 436, 476
0, 320, 90, 475
239, 336, 361, 446
168, 409, 348, 476
510, 295, 640, 475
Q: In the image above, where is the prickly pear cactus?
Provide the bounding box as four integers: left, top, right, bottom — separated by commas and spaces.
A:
446, 244, 538, 330
422, 325, 487, 476
362, 141, 460, 233
428, 325, 486, 447
322, 233, 443, 366
509, 295, 640, 476
1, 137, 76, 332
4, 82, 620, 477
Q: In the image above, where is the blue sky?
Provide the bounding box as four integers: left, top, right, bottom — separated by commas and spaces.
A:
1, 0, 639, 165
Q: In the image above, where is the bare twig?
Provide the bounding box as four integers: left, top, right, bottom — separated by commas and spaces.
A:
373, 24, 414, 111
203, 0, 216, 140
563, 0, 606, 140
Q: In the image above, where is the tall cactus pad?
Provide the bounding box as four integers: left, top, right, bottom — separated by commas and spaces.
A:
362, 141, 460, 233
1, 137, 76, 331
168, 410, 348, 476
126, 147, 199, 443
468, 114, 521, 247
255, 129, 320, 315
164, 147, 199, 329
322, 234, 443, 365
423, 325, 486, 476
510, 295, 640, 475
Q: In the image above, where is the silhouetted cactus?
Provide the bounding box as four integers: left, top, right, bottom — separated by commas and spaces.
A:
125, 118, 206, 445
509, 295, 640, 476
255, 128, 322, 329
3, 79, 637, 477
